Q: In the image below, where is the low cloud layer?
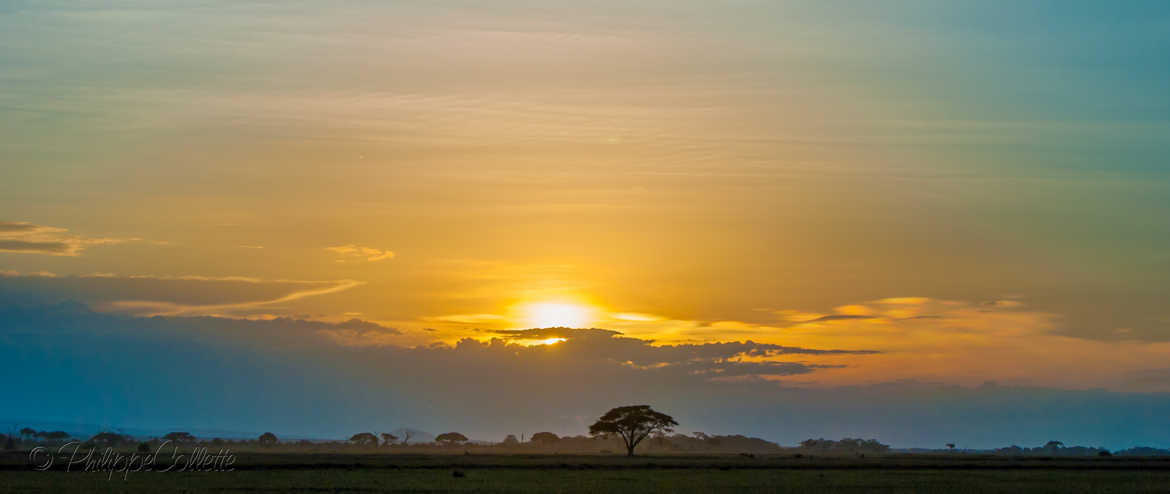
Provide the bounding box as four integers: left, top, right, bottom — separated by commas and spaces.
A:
2, 301, 1169, 449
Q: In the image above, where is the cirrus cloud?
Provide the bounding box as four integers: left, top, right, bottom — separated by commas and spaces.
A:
0, 221, 140, 256
325, 244, 396, 262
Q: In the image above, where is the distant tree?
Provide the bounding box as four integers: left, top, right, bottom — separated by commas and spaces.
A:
588, 405, 678, 457
43, 431, 70, 440
31, 430, 70, 443
501, 434, 519, 446
435, 432, 468, 445
530, 432, 559, 444
258, 432, 279, 446
381, 433, 399, 447
349, 432, 379, 446
1044, 441, 1064, 451
946, 443, 955, 451
19, 427, 36, 440
164, 432, 196, 443
88, 432, 131, 447
799, 438, 890, 453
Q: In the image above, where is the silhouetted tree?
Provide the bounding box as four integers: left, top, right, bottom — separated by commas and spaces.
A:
799, 438, 890, 453
588, 405, 678, 457
164, 432, 196, 443
435, 432, 468, 445
88, 432, 131, 447
19, 427, 35, 440
258, 432, 278, 446
381, 433, 399, 447
501, 434, 519, 446
350, 432, 379, 446
530, 432, 559, 444
946, 443, 955, 451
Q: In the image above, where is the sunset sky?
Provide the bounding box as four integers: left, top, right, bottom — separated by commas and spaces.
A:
3, 1, 1170, 448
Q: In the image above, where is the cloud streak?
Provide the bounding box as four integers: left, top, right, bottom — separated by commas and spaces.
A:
0, 221, 139, 256
326, 244, 396, 262
107, 278, 365, 317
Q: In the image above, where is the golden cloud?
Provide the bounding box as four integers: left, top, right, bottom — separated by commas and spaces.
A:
326, 244, 396, 262
0, 221, 141, 256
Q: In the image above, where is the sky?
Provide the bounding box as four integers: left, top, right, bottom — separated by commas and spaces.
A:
2, 1, 1170, 448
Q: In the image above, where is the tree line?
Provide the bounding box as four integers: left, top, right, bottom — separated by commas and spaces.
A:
7, 405, 1167, 457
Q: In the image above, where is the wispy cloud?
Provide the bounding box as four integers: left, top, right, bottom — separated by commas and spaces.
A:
0, 221, 139, 256
427, 313, 508, 325
109, 277, 365, 316
0, 269, 58, 278
325, 244, 395, 262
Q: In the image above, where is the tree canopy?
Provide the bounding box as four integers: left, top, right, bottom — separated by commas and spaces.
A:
164, 431, 196, 443
258, 432, 278, 445
88, 432, 132, 446
349, 432, 379, 446
530, 432, 559, 443
588, 405, 678, 456
435, 432, 468, 445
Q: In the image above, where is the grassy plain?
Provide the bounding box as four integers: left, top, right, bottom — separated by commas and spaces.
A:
2, 452, 1168, 493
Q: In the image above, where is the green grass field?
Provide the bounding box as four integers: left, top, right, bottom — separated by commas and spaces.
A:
3, 453, 1169, 493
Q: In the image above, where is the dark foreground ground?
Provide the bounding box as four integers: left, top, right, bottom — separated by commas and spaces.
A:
3, 452, 1169, 493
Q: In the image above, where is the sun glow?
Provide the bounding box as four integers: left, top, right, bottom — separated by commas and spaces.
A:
522, 302, 594, 328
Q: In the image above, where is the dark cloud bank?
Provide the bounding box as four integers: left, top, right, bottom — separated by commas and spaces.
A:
2, 302, 1169, 449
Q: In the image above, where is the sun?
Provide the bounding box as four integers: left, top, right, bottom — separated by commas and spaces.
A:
523, 302, 593, 328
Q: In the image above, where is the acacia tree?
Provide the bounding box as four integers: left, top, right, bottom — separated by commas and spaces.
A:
258, 432, 278, 446
350, 432, 379, 446
589, 405, 678, 457
381, 433, 398, 447
530, 432, 559, 444
435, 432, 468, 446
164, 432, 196, 443
40, 431, 70, 441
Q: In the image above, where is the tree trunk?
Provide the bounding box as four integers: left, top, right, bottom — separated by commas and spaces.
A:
626, 443, 635, 456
